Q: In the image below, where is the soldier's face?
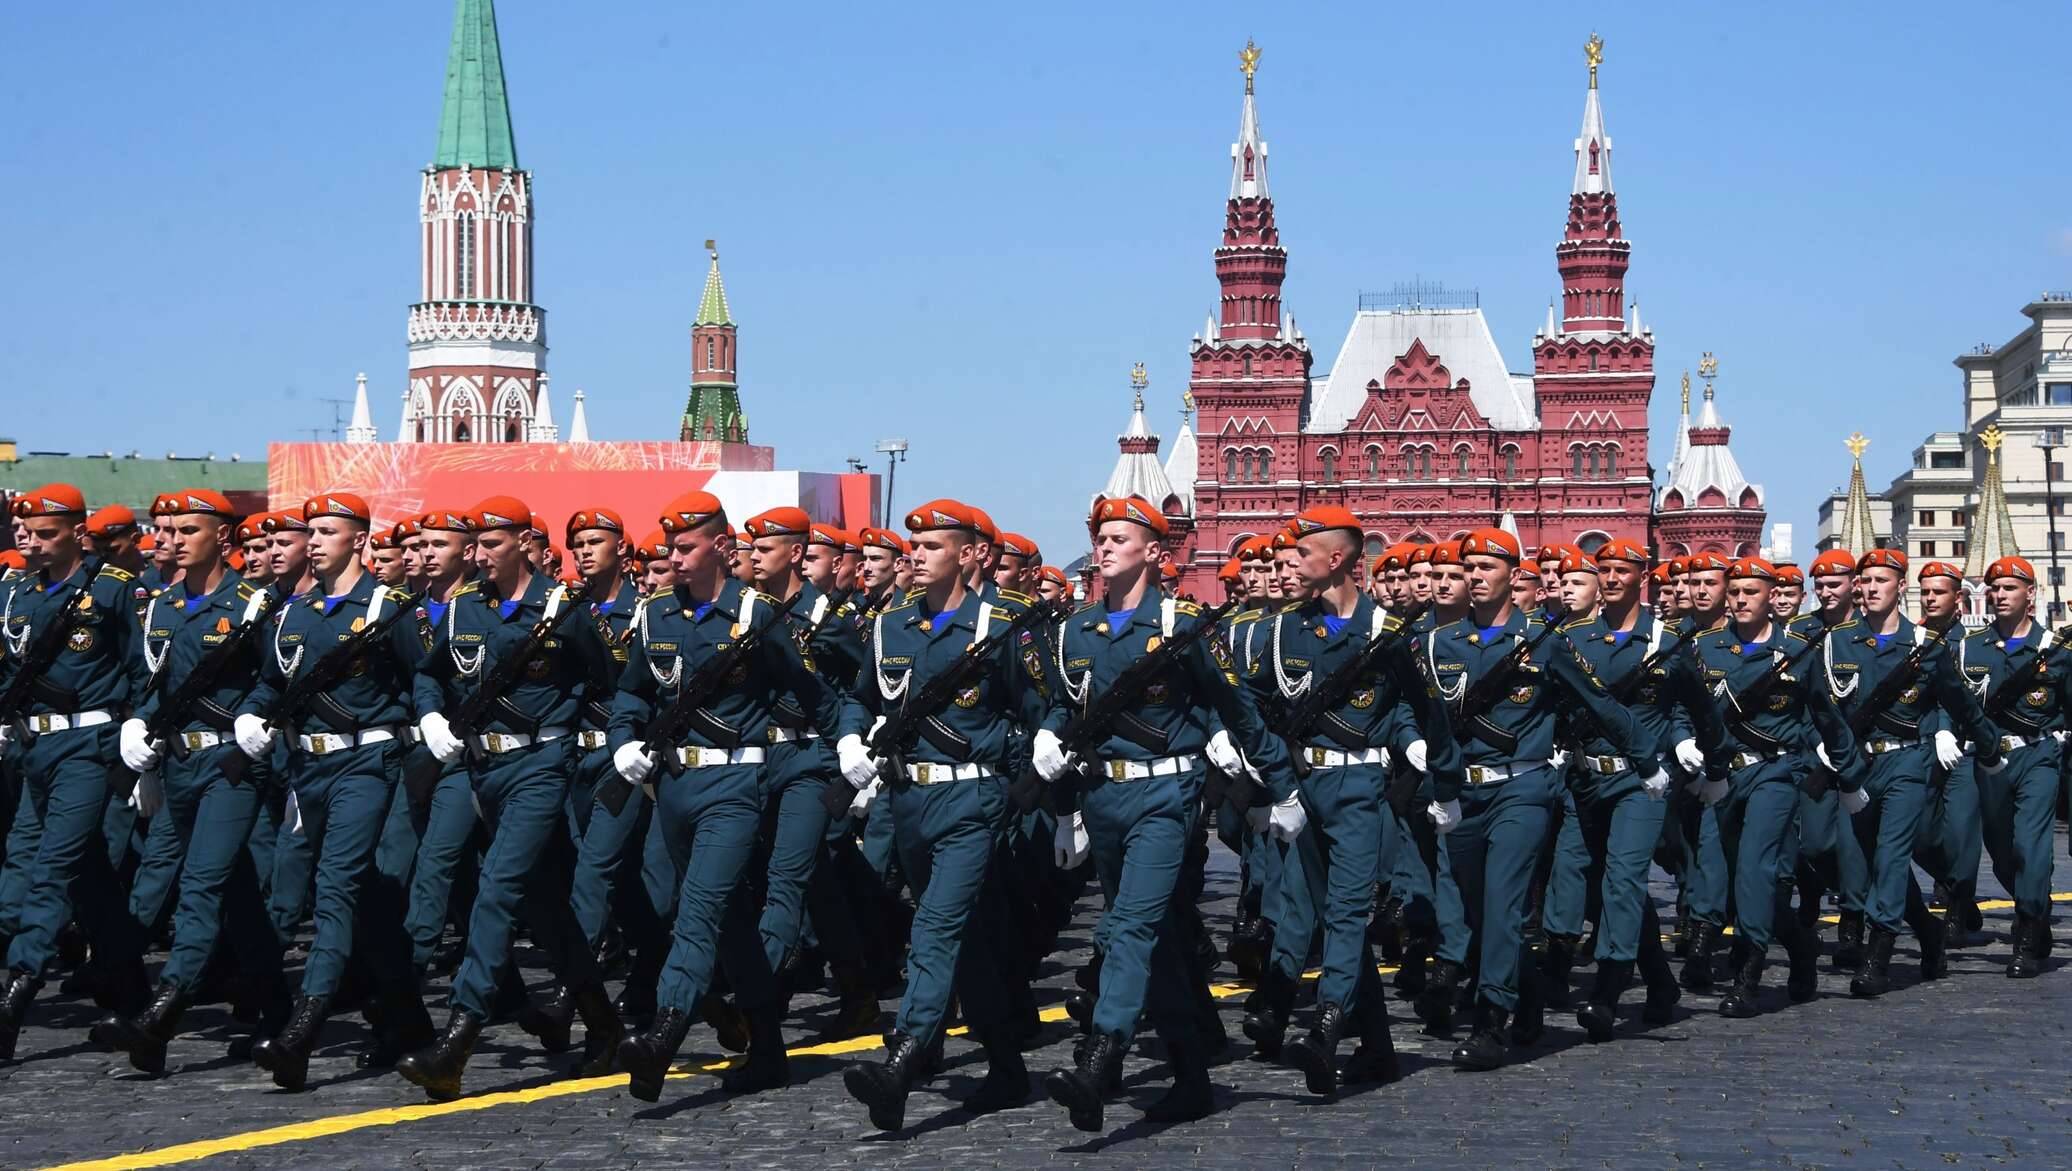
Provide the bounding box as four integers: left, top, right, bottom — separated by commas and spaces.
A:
893, 559, 914, 592
993, 553, 1028, 591
1037, 577, 1066, 603
1670, 575, 1691, 612
908, 531, 974, 590
1095, 521, 1158, 583
1560, 570, 1601, 615
570, 528, 624, 583
859, 547, 896, 592
750, 535, 804, 589
153, 519, 177, 567
801, 544, 839, 591
18, 515, 84, 571
307, 517, 366, 576
370, 548, 405, 585
1291, 533, 1351, 594
1600, 560, 1641, 607
1727, 578, 1774, 625
1812, 574, 1853, 617
838, 551, 861, 591
640, 559, 676, 593
1857, 568, 1902, 617
1408, 564, 1433, 602
668, 523, 730, 587
1686, 570, 1727, 615
168, 514, 225, 572
419, 532, 470, 582
1987, 577, 2034, 621
400, 536, 426, 580
1463, 554, 1513, 608
267, 531, 310, 581
474, 528, 528, 581
1918, 577, 1961, 624
1432, 564, 1470, 607
1771, 583, 1802, 616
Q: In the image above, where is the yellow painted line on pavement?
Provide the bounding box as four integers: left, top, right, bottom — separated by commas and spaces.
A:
35, 891, 2072, 1171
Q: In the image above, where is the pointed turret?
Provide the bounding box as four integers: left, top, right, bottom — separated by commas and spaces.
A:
1164, 398, 1198, 516
1213, 40, 1287, 342
1671, 369, 1691, 467
682, 240, 746, 443
1230, 41, 1269, 201
1572, 39, 1612, 197
1101, 365, 1179, 511
1554, 33, 1629, 333
527, 373, 559, 442
396, 386, 416, 442
346, 373, 378, 444
1656, 357, 1765, 559
1963, 425, 2020, 578
1837, 433, 1879, 556
568, 388, 590, 442
434, 0, 518, 171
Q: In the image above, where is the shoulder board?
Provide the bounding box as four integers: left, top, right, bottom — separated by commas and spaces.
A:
235, 582, 259, 600
1380, 613, 1405, 635
1228, 609, 1263, 626
1828, 617, 1861, 633
1173, 599, 1203, 617
1071, 600, 1101, 618
998, 588, 1035, 606
834, 600, 856, 617
97, 564, 136, 583
1965, 626, 1995, 642
881, 593, 920, 615
1701, 618, 1731, 635
643, 587, 672, 602
1277, 601, 1305, 615
1523, 615, 1548, 632
1781, 628, 1811, 646
452, 582, 480, 597
902, 587, 925, 601
1557, 616, 1594, 633
749, 589, 782, 609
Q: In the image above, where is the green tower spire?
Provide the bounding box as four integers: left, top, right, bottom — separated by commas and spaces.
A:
434, 0, 519, 171
682, 241, 746, 444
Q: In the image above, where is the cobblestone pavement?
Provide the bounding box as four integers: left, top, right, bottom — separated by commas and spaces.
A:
4, 835, 2070, 1171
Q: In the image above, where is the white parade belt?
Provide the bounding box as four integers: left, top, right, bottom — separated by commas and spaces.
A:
19, 709, 114, 735
1300, 745, 1386, 770
472, 727, 570, 754
672, 745, 765, 768
906, 761, 992, 786
1096, 753, 1199, 781
1576, 753, 1630, 775
298, 727, 400, 755
766, 727, 821, 744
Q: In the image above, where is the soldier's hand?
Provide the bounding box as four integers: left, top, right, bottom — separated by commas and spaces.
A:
1268, 793, 1308, 842
614, 740, 656, 784
1426, 797, 1462, 835
1032, 728, 1072, 783
1674, 738, 1706, 772
1052, 810, 1091, 870
1839, 785, 1871, 815
119, 718, 162, 772
1933, 730, 1963, 770
233, 713, 278, 761
1405, 739, 1429, 773
1639, 766, 1670, 800
1204, 729, 1243, 775
419, 712, 465, 764
127, 769, 164, 819
837, 734, 877, 789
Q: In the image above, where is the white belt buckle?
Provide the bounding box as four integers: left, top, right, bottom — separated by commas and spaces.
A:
30, 714, 59, 734
181, 731, 210, 752
1307, 747, 1327, 767
485, 732, 510, 753
1108, 760, 1129, 781
312, 734, 338, 756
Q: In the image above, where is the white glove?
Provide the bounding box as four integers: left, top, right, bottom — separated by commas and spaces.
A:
1427, 798, 1463, 835
2054, 730, 2069, 746
837, 733, 878, 789
1639, 767, 1670, 800
1244, 804, 1271, 834
1839, 786, 1871, 815
1814, 742, 1835, 772
1549, 749, 1570, 771
128, 769, 164, 818
848, 778, 881, 818
1268, 793, 1308, 842
234, 713, 277, 761
119, 718, 162, 772
1405, 739, 1429, 773
1031, 728, 1072, 783
1204, 729, 1243, 775
283, 790, 305, 835
1697, 778, 1730, 806
0, 723, 12, 759
1934, 730, 1963, 770
419, 712, 464, 765
613, 740, 656, 785
1674, 738, 1706, 772
1052, 811, 1091, 869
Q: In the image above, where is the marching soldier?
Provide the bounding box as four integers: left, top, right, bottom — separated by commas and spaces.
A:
1795, 548, 1869, 967
1912, 560, 1986, 944
400, 509, 485, 973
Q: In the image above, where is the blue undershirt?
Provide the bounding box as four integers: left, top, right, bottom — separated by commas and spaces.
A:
425, 599, 450, 626
1610, 630, 1632, 645
2006, 634, 2027, 652
1107, 606, 1137, 631
1871, 632, 1892, 651
497, 599, 520, 620
1479, 625, 1507, 643
1321, 613, 1350, 636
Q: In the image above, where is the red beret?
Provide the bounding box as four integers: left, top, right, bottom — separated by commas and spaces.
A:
1289, 506, 1362, 541
303, 493, 370, 523
1856, 548, 1907, 574
471, 496, 532, 532
527, 512, 549, 537
1985, 556, 2036, 585
1557, 553, 1600, 576
160, 490, 237, 520
1091, 496, 1169, 537
1774, 565, 1805, 585
1461, 528, 1522, 562
744, 507, 811, 538
1649, 563, 1673, 584
1665, 556, 1690, 577
1595, 538, 1649, 566
1917, 560, 1964, 583
1160, 563, 1181, 580
234, 516, 267, 542
1728, 557, 1777, 581
1808, 549, 1858, 578
1373, 543, 1412, 572
1270, 528, 1299, 551
967, 507, 999, 545
997, 532, 1039, 560
1036, 565, 1068, 588
634, 530, 671, 561
367, 530, 394, 552
1236, 535, 1272, 563
420, 508, 474, 534
566, 507, 626, 538
859, 526, 910, 554
14, 484, 86, 518
148, 493, 182, 518
1685, 551, 1733, 573
807, 522, 847, 548
1428, 540, 1462, 567
258, 510, 308, 534
1536, 542, 1586, 563
1218, 558, 1243, 582
733, 529, 753, 548
85, 505, 137, 536
906, 498, 983, 536
658, 491, 725, 535
1406, 544, 1432, 567
391, 517, 423, 543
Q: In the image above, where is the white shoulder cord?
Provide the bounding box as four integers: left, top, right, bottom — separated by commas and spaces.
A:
1161, 597, 1178, 639
139, 594, 168, 676
1823, 629, 1858, 698
1056, 614, 1091, 707
1270, 612, 1310, 701
873, 609, 910, 702
637, 594, 682, 689
975, 601, 995, 643
367, 586, 389, 626
448, 593, 481, 679
1427, 629, 1467, 705
1, 582, 31, 658
808, 593, 830, 630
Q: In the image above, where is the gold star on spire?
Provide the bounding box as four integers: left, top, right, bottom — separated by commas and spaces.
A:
1239, 39, 1261, 94
1585, 33, 1603, 89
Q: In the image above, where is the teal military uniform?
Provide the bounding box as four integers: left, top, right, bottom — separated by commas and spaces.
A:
566, 579, 658, 960
402, 590, 482, 970
1953, 620, 2066, 964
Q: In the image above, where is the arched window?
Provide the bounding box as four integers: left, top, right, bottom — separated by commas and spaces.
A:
453, 421, 472, 443
1588, 350, 1599, 373
504, 420, 521, 443
1254, 449, 1271, 482
1319, 448, 1338, 484
1605, 445, 1619, 477
1365, 445, 1382, 477
1243, 353, 1253, 378
1572, 446, 1585, 478
1501, 445, 1519, 479
706, 337, 716, 369
1587, 447, 1600, 479
1224, 448, 1239, 482
1414, 447, 1433, 481
1455, 447, 1471, 477
455, 213, 476, 298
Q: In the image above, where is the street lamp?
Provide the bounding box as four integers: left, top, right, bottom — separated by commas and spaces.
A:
2038, 427, 2066, 621
874, 438, 909, 529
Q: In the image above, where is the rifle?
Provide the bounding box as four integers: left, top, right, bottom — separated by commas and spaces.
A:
597, 590, 802, 817
403, 577, 595, 795
113, 590, 276, 797
0, 580, 92, 726
1981, 626, 2068, 726
1005, 598, 1238, 814
1793, 627, 1949, 799
834, 598, 1060, 817
1608, 619, 1701, 704
234, 591, 421, 789
1449, 615, 1566, 756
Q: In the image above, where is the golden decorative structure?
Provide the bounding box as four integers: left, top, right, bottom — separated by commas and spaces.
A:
1585, 33, 1603, 89
1846, 432, 1871, 462
1240, 39, 1261, 94
1680, 370, 1690, 416
1131, 362, 1150, 391
704, 238, 716, 257
1981, 424, 2004, 456
1181, 388, 1196, 415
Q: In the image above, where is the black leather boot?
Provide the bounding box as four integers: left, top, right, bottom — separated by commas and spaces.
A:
1415, 958, 1463, 1032
1848, 927, 1895, 998
1044, 1029, 1122, 1133
1832, 910, 1865, 971
252, 994, 334, 1091
1637, 946, 1681, 1026
2006, 915, 2042, 979
1717, 943, 1763, 1018
1393, 930, 1430, 996
617, 1005, 692, 1102
0, 968, 37, 1062
1240, 968, 1294, 1058
1918, 913, 1947, 981
1539, 933, 1579, 1010
1680, 921, 1722, 991
358, 986, 435, 1072
2034, 914, 2056, 958
1576, 959, 1630, 1043
962, 1027, 1029, 1114
719, 1003, 789, 1094
571, 983, 624, 1079
698, 993, 750, 1054
518, 982, 575, 1054
614, 978, 657, 1026
1449, 1001, 1509, 1071
90, 982, 189, 1075
1284, 1000, 1348, 1097
844, 1030, 926, 1132
394, 1008, 483, 1102
1143, 1035, 1215, 1122
818, 955, 883, 1042
1192, 970, 1229, 1058
1511, 968, 1546, 1047
1783, 919, 1821, 1002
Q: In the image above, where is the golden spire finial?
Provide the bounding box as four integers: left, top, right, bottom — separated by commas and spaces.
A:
1846, 432, 1871, 463
704, 238, 717, 259
1130, 362, 1149, 391
1239, 39, 1261, 95
1698, 351, 1719, 401
1982, 424, 2004, 458
1585, 32, 1603, 89
1181, 388, 1196, 416
1680, 370, 1691, 416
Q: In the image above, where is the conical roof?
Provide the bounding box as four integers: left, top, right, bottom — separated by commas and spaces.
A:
433, 0, 518, 170
1963, 426, 2020, 577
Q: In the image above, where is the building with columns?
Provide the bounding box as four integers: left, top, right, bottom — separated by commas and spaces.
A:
1128, 39, 1762, 596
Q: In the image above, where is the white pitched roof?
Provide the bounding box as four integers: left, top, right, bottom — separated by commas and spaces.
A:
1573, 85, 1612, 195
1306, 307, 1538, 434
1101, 395, 1179, 509
1658, 390, 1763, 507
1230, 90, 1268, 200
568, 388, 591, 442
1163, 418, 1197, 515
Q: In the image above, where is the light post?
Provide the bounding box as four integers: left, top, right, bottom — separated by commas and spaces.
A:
874, 438, 908, 529
2038, 427, 2066, 622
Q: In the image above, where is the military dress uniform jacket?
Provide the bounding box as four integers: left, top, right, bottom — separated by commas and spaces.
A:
414, 573, 613, 738
1953, 621, 2072, 743
575, 579, 641, 739
239, 575, 423, 737
1040, 594, 1294, 787
770, 581, 867, 735
1691, 619, 1867, 787
853, 587, 1052, 775
1239, 594, 1466, 801
1555, 610, 1724, 764
1421, 608, 1654, 803
1819, 615, 2002, 755
1, 560, 148, 726
132, 572, 271, 736
608, 577, 856, 756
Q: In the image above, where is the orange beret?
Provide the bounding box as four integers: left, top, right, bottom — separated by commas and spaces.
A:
420, 508, 474, 534
859, 526, 910, 554
1985, 556, 2036, 584
1536, 542, 1585, 563
1808, 549, 1858, 578
838, 529, 863, 553
1372, 543, 1410, 573
234, 516, 267, 543
1428, 540, 1462, 567
1237, 535, 1273, 562
1665, 556, 1690, 577
1727, 557, 1777, 581
155, 490, 238, 521
1090, 496, 1170, 537
906, 498, 983, 536
367, 530, 394, 552
566, 507, 626, 538
1856, 548, 1907, 574
303, 492, 370, 523
807, 522, 846, 548
1917, 560, 1964, 583
1649, 563, 1672, 584
733, 529, 753, 548
1289, 506, 1362, 541
1218, 558, 1244, 582
967, 507, 999, 545
658, 491, 725, 535
258, 510, 308, 534
527, 512, 549, 537
391, 517, 423, 543
1406, 544, 1432, 567
148, 493, 182, 518
0, 549, 25, 570
1461, 528, 1522, 561
86, 505, 137, 536
634, 530, 671, 560
1161, 563, 1181, 580
744, 507, 811, 539
1036, 565, 1069, 588
997, 532, 1039, 559
14, 484, 86, 518
1594, 538, 1649, 566
1685, 551, 1732, 573
1557, 553, 1600, 575
471, 495, 532, 532
1774, 565, 1805, 585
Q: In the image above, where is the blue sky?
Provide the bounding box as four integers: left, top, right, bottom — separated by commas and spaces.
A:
5, 2, 2067, 558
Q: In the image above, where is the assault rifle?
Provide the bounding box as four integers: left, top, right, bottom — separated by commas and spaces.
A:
403, 577, 596, 794
1449, 615, 1566, 756
1006, 598, 1238, 814
234, 591, 421, 789
0, 580, 93, 727
113, 590, 276, 797
1608, 619, 1701, 704
1981, 626, 2069, 726
1795, 626, 1948, 799
598, 589, 802, 817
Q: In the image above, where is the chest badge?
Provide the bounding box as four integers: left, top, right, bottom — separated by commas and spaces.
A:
2027, 687, 2051, 708
954, 685, 982, 708
1145, 635, 1162, 654
1508, 683, 1535, 705
525, 656, 551, 680
1350, 689, 1376, 709
731, 622, 747, 639
67, 628, 95, 654
1093, 622, 1108, 635
215, 617, 232, 635
921, 619, 936, 633
351, 616, 367, 633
